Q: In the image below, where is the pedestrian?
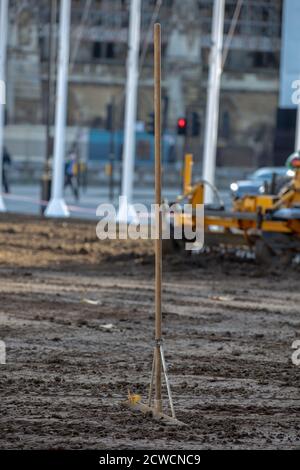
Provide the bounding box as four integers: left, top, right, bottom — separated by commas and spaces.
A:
2, 146, 12, 193
64, 149, 79, 201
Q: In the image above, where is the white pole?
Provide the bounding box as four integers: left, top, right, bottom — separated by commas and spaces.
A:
45, 0, 71, 217
0, 0, 8, 212
202, 0, 225, 204
295, 103, 300, 152
118, 0, 141, 223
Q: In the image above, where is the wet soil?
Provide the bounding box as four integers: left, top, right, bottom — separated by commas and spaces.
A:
0, 214, 300, 449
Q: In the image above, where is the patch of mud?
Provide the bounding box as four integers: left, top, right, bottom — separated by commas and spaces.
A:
0, 215, 300, 449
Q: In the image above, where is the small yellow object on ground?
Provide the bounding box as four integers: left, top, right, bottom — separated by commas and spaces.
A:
127, 390, 142, 405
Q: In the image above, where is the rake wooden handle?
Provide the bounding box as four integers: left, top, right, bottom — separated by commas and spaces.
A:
154, 22, 162, 413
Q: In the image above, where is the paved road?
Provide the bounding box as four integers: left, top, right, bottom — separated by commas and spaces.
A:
2, 184, 231, 220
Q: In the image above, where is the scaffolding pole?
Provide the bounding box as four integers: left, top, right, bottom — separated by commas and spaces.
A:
118, 0, 141, 223
0, 0, 9, 212
45, 0, 71, 218
202, 0, 225, 204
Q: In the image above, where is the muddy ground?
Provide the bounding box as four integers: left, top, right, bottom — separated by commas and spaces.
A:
0, 214, 300, 450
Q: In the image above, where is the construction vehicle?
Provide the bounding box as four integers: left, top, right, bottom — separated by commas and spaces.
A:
166, 153, 300, 265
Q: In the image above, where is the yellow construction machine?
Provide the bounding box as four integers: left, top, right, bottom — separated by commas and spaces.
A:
167, 153, 300, 264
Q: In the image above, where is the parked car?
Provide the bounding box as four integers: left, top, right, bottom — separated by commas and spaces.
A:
230, 166, 293, 199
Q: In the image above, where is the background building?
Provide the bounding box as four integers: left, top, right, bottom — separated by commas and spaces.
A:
5, 0, 283, 186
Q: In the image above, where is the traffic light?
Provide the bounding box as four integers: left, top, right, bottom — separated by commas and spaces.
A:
146, 112, 155, 135
191, 112, 200, 137
177, 117, 187, 135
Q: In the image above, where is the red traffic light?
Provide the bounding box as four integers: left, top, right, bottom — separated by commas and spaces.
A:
177, 118, 187, 129
177, 117, 187, 135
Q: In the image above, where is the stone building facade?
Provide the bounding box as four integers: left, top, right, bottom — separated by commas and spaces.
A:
5, 0, 282, 182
